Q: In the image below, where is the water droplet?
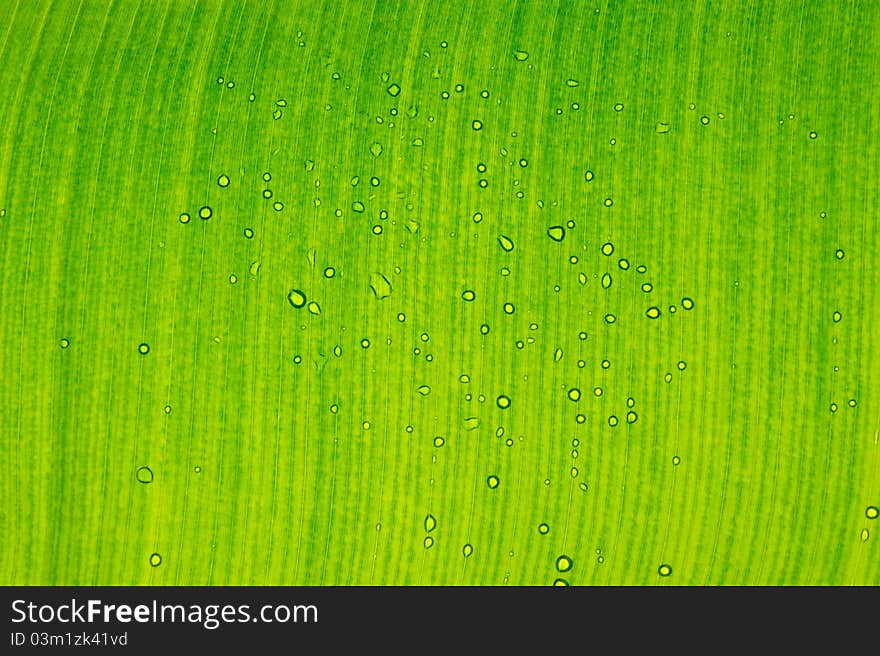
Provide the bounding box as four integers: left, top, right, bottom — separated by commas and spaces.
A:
287, 289, 307, 308
809, 131, 817, 139
136, 466, 154, 484
513, 50, 529, 61
547, 226, 566, 242
835, 249, 845, 260
601, 273, 612, 289
658, 564, 672, 577
198, 206, 213, 220
608, 415, 619, 427
496, 394, 511, 409
538, 523, 550, 535
149, 553, 162, 567
700, 115, 710, 125
463, 543, 473, 557
626, 411, 638, 424
554, 348, 563, 362
417, 385, 431, 396
646, 307, 661, 319
867, 506, 879, 520
682, 297, 694, 310
593, 386, 603, 397
138, 343, 150, 355
603, 197, 613, 207
678, 361, 687, 371
567, 388, 581, 402
832, 311, 842, 323
614, 103, 624, 112
179, 212, 191, 224
272, 109, 283, 120
217, 174, 230, 187
307, 301, 321, 315
368, 272, 394, 300
59, 338, 70, 349
584, 170, 594, 182
553, 578, 569, 586
333, 345, 343, 358
387, 83, 401, 96
163, 405, 171, 414
487, 475, 500, 489
601, 242, 614, 256
193, 466, 201, 474
360, 338, 371, 349
461, 289, 476, 302
503, 302, 515, 315
555, 555, 572, 572
424, 536, 434, 549
472, 119, 483, 131
425, 514, 437, 532
243, 227, 254, 239
433, 436, 445, 447
480, 323, 490, 335
848, 399, 857, 408
604, 314, 616, 324
664, 372, 673, 383
672, 456, 681, 466
861, 528, 870, 542
498, 235, 515, 252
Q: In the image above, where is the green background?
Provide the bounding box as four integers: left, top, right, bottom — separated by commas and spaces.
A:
1, 0, 878, 585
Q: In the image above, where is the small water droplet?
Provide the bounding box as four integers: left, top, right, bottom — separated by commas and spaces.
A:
567, 388, 581, 402
370, 272, 393, 299
601, 273, 612, 289
538, 523, 550, 535
498, 235, 515, 252
646, 307, 661, 319
307, 301, 321, 315
867, 506, 879, 520
138, 343, 150, 355
287, 289, 307, 308
424, 536, 434, 549
463, 543, 473, 557
547, 225, 566, 242
461, 289, 476, 302
513, 50, 529, 61
487, 475, 500, 489
433, 436, 445, 447
149, 553, 162, 567
217, 174, 230, 188
555, 554, 572, 572
387, 83, 401, 96
198, 206, 213, 220
658, 564, 672, 577
425, 514, 437, 532
496, 394, 511, 409
136, 466, 154, 484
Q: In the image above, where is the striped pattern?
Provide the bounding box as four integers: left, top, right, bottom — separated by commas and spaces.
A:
0, 0, 878, 585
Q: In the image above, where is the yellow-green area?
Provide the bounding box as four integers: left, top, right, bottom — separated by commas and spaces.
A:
1, 0, 879, 585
